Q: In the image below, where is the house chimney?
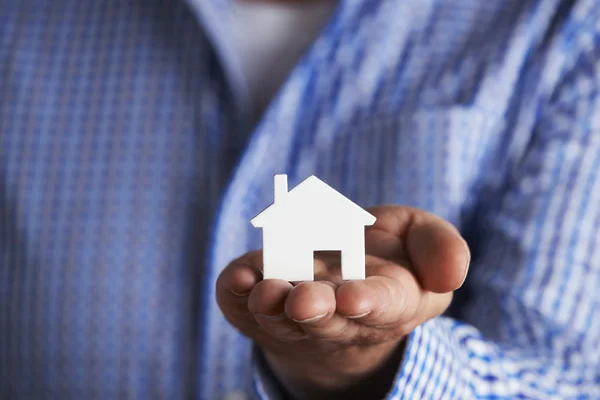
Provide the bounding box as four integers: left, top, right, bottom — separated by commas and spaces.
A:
274, 174, 288, 203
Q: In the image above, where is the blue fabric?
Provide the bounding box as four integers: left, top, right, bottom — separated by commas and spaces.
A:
1, 0, 600, 399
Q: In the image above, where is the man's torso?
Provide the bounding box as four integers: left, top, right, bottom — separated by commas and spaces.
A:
0, 0, 576, 398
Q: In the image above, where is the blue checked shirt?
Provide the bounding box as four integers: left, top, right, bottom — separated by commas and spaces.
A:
1, 0, 600, 399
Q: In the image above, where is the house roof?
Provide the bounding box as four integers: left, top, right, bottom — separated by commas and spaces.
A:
251, 175, 376, 228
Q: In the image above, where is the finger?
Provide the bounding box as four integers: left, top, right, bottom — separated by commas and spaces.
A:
410, 291, 453, 328
216, 257, 264, 332
365, 206, 414, 260
335, 256, 452, 329
284, 281, 356, 341
335, 266, 417, 327
366, 206, 470, 293
248, 279, 307, 341
406, 212, 470, 292
216, 250, 264, 296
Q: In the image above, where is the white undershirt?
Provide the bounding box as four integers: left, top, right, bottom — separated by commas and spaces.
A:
229, 1, 337, 125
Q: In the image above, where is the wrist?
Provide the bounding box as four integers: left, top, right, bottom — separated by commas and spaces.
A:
262, 339, 406, 400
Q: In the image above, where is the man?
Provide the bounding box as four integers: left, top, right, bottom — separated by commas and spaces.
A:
1, 0, 599, 399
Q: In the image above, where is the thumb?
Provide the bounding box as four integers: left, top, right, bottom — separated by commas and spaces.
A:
366, 206, 470, 293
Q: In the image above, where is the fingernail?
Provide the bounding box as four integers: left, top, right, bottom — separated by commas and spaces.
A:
345, 311, 371, 319
292, 312, 328, 324
459, 262, 470, 288
458, 241, 471, 288
230, 290, 250, 297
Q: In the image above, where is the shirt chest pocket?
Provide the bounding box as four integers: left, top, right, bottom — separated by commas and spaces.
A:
305, 107, 504, 223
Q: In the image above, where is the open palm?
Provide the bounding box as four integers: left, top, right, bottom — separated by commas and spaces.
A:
216, 206, 470, 398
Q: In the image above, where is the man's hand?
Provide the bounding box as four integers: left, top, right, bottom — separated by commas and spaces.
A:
216, 206, 470, 399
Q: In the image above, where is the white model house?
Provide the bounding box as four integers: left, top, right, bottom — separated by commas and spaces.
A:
251, 175, 376, 281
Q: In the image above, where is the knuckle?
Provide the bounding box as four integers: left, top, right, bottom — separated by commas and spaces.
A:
256, 319, 307, 342
385, 278, 407, 313
317, 323, 359, 344
382, 281, 411, 326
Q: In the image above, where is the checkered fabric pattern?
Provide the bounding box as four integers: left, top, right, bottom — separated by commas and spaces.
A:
1, 1, 600, 399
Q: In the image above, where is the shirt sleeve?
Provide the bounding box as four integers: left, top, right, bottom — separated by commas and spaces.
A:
390, 12, 600, 400
250, 6, 600, 399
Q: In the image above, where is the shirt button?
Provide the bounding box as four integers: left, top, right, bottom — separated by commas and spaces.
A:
223, 391, 247, 400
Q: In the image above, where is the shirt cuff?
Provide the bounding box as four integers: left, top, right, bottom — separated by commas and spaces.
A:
250, 317, 471, 400
388, 317, 472, 399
